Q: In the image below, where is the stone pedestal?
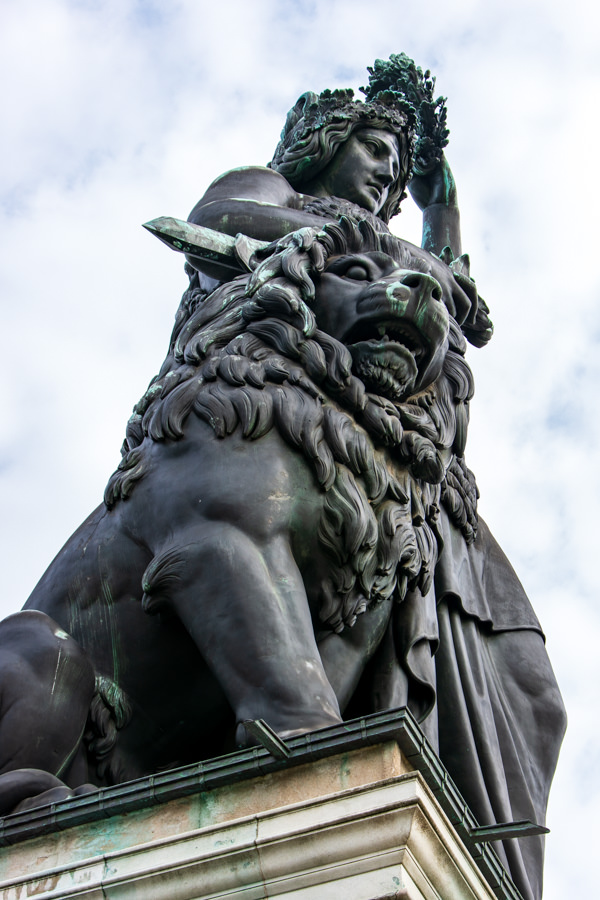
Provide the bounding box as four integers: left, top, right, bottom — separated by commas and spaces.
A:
0, 710, 522, 900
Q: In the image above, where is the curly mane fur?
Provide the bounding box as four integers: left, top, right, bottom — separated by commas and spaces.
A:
105, 218, 477, 632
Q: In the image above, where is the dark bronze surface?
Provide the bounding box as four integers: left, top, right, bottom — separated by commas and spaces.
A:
0, 54, 564, 900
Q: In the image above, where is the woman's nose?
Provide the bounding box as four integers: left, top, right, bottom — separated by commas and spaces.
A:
374, 156, 395, 186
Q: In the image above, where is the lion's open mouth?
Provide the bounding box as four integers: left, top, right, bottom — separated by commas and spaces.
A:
345, 319, 427, 365
347, 319, 425, 402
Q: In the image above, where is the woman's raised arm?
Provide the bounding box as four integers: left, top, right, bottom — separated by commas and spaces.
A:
408, 156, 462, 259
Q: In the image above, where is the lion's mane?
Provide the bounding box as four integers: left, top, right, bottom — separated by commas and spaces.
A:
105, 218, 477, 632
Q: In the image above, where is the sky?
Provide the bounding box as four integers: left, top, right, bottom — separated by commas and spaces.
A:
1, 0, 598, 895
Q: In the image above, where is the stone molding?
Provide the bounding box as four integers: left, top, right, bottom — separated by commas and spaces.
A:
0, 710, 523, 900
0, 745, 501, 900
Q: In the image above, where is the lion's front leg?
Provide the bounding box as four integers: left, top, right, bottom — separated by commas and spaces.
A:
142, 523, 342, 743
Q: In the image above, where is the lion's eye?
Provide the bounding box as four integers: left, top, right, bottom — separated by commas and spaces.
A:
343, 264, 370, 281
325, 256, 374, 281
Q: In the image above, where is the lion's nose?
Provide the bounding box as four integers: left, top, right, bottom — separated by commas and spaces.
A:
395, 272, 442, 302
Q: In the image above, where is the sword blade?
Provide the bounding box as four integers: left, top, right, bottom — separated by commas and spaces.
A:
142, 216, 267, 273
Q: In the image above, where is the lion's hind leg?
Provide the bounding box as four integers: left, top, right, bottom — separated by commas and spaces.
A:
0, 610, 96, 810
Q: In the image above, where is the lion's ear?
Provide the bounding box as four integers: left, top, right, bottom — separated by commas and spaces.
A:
439, 245, 454, 266
450, 253, 471, 279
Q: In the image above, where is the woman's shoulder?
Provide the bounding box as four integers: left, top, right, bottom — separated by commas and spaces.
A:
191, 166, 300, 213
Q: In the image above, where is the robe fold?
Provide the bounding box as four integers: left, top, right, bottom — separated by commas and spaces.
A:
372, 514, 566, 900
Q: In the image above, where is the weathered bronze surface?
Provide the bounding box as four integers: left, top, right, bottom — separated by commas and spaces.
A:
0, 54, 564, 900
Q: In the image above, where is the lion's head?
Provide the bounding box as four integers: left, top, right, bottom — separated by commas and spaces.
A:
105, 217, 481, 631
309, 249, 449, 402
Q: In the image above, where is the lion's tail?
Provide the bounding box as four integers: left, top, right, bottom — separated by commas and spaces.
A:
84, 675, 132, 784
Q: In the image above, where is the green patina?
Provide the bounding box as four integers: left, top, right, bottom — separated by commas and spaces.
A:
197, 787, 221, 828
338, 752, 352, 789
415, 302, 447, 334
385, 280, 448, 341
100, 578, 120, 685
385, 281, 409, 313
422, 220, 433, 250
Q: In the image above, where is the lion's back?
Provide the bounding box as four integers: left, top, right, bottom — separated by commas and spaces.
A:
23, 503, 151, 655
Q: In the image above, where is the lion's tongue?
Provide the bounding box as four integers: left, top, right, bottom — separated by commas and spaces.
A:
350, 340, 419, 377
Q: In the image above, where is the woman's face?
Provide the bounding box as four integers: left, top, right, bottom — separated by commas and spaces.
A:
309, 128, 400, 214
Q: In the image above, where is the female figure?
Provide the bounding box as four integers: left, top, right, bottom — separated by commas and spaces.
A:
186, 82, 471, 327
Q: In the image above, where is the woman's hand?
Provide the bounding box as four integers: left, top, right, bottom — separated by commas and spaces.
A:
408, 155, 457, 211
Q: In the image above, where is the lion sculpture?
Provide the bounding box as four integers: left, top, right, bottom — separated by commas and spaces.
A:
0, 217, 480, 809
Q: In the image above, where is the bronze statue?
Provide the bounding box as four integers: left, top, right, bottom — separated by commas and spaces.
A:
0, 55, 564, 900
